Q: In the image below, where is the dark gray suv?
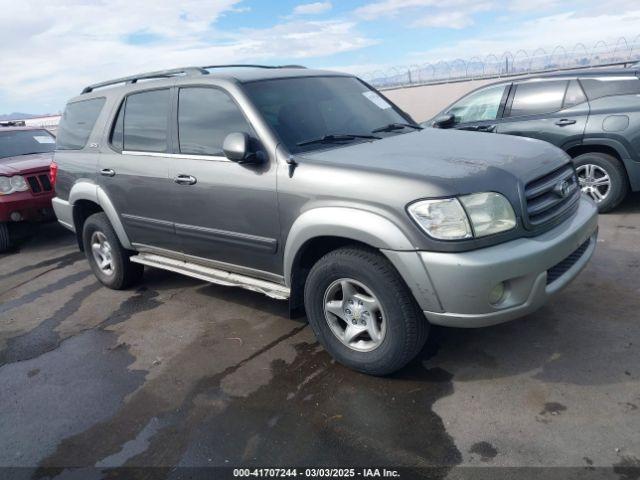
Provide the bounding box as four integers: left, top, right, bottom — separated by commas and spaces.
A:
52, 65, 598, 375
430, 67, 640, 212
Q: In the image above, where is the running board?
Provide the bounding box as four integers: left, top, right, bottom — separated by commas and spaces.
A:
130, 253, 290, 300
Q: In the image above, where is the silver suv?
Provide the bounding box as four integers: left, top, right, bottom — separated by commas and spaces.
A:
52, 65, 598, 375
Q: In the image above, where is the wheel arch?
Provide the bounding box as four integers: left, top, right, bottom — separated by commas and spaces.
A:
567, 140, 639, 190
69, 181, 133, 250
283, 207, 417, 316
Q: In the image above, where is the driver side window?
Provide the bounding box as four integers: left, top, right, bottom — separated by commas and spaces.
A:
447, 85, 506, 125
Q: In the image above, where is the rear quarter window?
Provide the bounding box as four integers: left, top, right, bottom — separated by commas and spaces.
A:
579, 77, 640, 100
56, 97, 106, 150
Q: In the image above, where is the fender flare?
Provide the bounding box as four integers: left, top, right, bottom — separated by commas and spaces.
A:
283, 207, 414, 286
68, 181, 133, 249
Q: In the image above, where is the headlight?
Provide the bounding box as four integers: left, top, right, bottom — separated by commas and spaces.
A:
408, 198, 472, 240
0, 175, 29, 195
10, 175, 29, 192
0, 176, 11, 194
408, 192, 516, 240
459, 192, 516, 238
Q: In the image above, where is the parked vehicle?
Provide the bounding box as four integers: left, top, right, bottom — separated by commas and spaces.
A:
0, 126, 56, 251
52, 65, 597, 375
429, 67, 640, 212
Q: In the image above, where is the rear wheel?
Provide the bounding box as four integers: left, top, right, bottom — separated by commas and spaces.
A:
0, 222, 11, 252
82, 212, 143, 289
304, 246, 429, 376
574, 152, 628, 213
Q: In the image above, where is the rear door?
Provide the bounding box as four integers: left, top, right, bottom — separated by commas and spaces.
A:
100, 88, 181, 252
168, 85, 281, 276
496, 79, 588, 149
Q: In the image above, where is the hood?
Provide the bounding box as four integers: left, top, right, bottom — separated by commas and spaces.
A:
297, 128, 569, 197
0, 152, 54, 176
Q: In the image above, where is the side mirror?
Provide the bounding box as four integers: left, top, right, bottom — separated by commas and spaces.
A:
223, 132, 250, 162
432, 113, 455, 129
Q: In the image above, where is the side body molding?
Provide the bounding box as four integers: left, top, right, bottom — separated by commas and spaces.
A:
283, 207, 415, 286
68, 180, 133, 249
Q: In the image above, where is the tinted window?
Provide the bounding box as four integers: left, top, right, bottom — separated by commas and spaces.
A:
446, 85, 506, 124
243, 76, 409, 153
580, 77, 640, 100
57, 98, 105, 150
0, 129, 56, 158
563, 80, 587, 108
178, 88, 253, 156
508, 81, 567, 117
123, 89, 169, 152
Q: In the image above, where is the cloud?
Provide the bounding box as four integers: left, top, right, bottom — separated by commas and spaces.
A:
411, 11, 476, 29
0, 0, 372, 112
292, 2, 332, 15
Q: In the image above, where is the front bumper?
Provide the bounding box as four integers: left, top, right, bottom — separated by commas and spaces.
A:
385, 196, 598, 328
0, 190, 55, 223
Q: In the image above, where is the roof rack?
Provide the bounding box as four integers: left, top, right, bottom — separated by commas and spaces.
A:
202, 64, 307, 70
81, 64, 307, 94
81, 67, 208, 94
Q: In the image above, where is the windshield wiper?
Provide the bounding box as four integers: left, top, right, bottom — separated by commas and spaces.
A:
371, 122, 423, 133
296, 133, 381, 147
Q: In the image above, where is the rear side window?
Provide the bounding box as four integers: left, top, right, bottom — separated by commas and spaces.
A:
563, 80, 587, 108
579, 77, 640, 101
57, 98, 105, 150
117, 89, 170, 153
508, 81, 568, 117
177, 87, 253, 156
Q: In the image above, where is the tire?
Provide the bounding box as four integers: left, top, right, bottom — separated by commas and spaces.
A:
82, 212, 143, 289
304, 246, 429, 376
573, 152, 629, 213
0, 222, 11, 252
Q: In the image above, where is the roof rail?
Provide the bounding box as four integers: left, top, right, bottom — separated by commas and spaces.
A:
81, 67, 208, 94
201, 64, 306, 70
81, 64, 308, 94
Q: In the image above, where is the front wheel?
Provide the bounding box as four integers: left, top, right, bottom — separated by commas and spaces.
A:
82, 212, 143, 289
304, 246, 429, 376
574, 152, 628, 213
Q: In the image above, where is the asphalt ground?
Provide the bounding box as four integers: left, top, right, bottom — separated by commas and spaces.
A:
0, 194, 639, 480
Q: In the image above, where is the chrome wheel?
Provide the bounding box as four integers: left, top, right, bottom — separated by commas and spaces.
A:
323, 278, 386, 352
90, 231, 114, 276
577, 164, 611, 203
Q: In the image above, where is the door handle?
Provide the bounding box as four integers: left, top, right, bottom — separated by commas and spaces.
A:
174, 174, 197, 186
100, 168, 116, 177
555, 119, 577, 126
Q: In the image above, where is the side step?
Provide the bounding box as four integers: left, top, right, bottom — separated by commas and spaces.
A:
130, 253, 290, 300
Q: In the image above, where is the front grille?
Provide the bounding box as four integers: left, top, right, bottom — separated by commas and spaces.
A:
524, 164, 580, 228
26, 173, 53, 195
546, 238, 591, 285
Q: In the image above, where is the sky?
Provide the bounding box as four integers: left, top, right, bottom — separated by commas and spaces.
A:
1, 0, 639, 114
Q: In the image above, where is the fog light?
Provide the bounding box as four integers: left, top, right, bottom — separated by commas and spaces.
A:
489, 282, 506, 305
10, 211, 23, 222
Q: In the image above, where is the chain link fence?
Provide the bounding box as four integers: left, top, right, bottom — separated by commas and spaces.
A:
363, 36, 640, 90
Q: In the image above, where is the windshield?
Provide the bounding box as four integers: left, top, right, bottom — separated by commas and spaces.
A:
0, 129, 56, 159
243, 76, 413, 153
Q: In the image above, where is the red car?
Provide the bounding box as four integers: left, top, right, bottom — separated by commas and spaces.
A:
0, 126, 57, 251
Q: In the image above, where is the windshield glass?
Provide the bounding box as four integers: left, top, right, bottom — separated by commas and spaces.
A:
0, 129, 56, 159
243, 76, 412, 153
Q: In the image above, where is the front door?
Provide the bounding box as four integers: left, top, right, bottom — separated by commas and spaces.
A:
168, 86, 281, 277
99, 87, 181, 253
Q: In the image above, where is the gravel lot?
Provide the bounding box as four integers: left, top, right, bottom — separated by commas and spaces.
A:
1, 195, 639, 479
